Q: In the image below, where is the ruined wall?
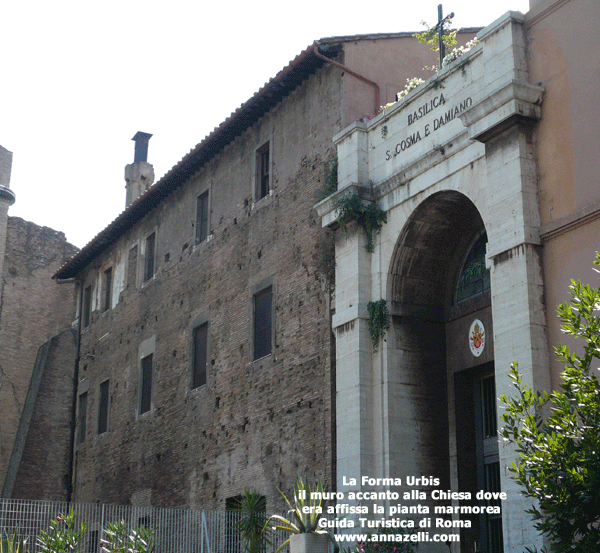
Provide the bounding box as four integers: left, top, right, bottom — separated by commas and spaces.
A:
0, 217, 78, 490
8, 329, 77, 500
72, 64, 340, 511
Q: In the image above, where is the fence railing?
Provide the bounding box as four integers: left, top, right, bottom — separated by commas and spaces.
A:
0, 498, 291, 553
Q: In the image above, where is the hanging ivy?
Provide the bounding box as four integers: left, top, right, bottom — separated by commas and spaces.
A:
336, 192, 387, 253
316, 157, 338, 201
367, 299, 390, 351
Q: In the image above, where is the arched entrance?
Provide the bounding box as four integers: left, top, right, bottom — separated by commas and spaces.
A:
388, 190, 502, 553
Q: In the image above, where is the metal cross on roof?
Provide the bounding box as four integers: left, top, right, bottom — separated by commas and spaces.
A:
433, 4, 455, 68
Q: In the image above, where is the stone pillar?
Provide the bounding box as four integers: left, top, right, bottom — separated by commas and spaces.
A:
0, 146, 16, 305
464, 94, 550, 552
333, 219, 375, 500
485, 125, 550, 553
459, 15, 550, 550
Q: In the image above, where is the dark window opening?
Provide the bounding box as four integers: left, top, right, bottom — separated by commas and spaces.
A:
456, 232, 490, 303
253, 286, 272, 360
226, 496, 243, 553
196, 191, 210, 244
256, 143, 270, 200
83, 285, 92, 328
144, 232, 156, 282
103, 268, 112, 312
78, 392, 87, 444
192, 323, 208, 389
140, 354, 153, 415
98, 380, 109, 434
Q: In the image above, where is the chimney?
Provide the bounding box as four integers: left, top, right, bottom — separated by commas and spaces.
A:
125, 132, 154, 208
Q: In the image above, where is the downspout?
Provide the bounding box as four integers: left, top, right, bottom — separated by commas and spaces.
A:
66, 279, 83, 502
311, 43, 381, 116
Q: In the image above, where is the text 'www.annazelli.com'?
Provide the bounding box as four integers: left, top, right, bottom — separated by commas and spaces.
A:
334, 532, 461, 544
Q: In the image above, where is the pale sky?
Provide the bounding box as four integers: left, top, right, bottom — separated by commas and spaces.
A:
2, 0, 530, 248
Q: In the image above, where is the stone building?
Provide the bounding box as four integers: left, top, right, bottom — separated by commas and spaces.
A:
0, 146, 79, 500
316, 0, 600, 551
49, 33, 479, 510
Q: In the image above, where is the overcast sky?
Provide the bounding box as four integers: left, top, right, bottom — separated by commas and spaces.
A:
2, 0, 530, 248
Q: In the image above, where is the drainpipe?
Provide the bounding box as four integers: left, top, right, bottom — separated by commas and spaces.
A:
311, 43, 381, 116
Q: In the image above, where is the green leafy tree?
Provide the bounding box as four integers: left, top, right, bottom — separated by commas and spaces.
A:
500, 253, 600, 552
413, 18, 458, 72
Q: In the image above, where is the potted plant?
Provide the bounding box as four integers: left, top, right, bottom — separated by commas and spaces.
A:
267, 477, 336, 553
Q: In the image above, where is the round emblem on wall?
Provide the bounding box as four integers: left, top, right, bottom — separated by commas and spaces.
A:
469, 319, 485, 357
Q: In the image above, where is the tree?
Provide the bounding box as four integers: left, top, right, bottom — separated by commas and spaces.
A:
500, 253, 600, 552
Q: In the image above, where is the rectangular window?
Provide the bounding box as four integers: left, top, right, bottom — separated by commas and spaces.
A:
78, 392, 87, 444
256, 142, 270, 200
103, 268, 112, 312
192, 323, 208, 389
144, 232, 156, 282
127, 245, 138, 288
97, 380, 109, 434
196, 191, 210, 244
139, 354, 153, 415
83, 285, 92, 328
253, 286, 273, 360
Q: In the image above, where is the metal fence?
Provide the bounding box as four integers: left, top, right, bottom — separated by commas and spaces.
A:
0, 498, 291, 553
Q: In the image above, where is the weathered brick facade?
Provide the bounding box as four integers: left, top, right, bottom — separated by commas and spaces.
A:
53, 34, 458, 510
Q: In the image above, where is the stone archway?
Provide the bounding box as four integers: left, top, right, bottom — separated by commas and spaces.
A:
387, 190, 501, 552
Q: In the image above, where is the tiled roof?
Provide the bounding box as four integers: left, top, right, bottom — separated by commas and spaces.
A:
53, 30, 480, 280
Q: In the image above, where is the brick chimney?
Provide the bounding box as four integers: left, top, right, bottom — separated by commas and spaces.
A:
125, 132, 154, 208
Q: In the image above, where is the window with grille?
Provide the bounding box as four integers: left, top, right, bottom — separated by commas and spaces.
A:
456, 232, 490, 303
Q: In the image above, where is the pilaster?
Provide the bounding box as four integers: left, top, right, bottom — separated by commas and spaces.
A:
333, 224, 375, 499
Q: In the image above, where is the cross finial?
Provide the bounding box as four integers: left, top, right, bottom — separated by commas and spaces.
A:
435, 4, 454, 67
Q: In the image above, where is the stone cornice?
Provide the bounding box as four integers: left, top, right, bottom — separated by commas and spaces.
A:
460, 80, 545, 143
314, 183, 375, 228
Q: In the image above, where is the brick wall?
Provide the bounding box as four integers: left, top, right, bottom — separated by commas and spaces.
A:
8, 329, 77, 500
0, 217, 78, 490
72, 67, 339, 511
